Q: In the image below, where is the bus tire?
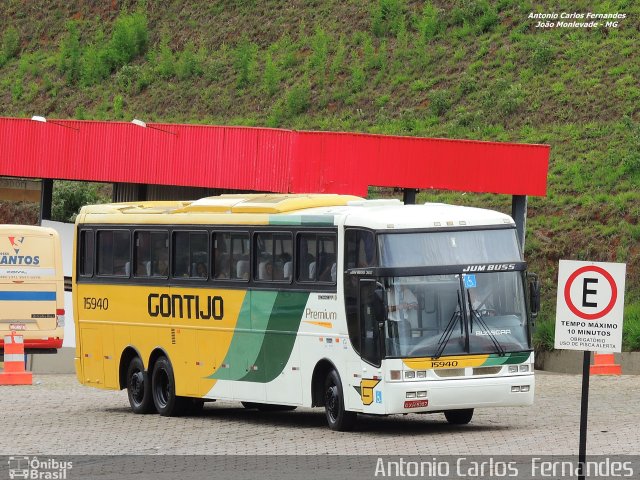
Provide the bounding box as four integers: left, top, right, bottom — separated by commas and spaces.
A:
324, 369, 356, 431
126, 357, 155, 414
151, 356, 185, 417
444, 409, 474, 425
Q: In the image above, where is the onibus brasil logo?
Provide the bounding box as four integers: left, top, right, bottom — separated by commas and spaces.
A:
8, 456, 72, 479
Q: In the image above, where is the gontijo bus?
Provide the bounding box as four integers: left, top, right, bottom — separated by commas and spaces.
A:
73, 194, 539, 431
1, 225, 64, 353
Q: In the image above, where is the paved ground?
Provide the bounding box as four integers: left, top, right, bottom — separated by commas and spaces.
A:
1, 372, 638, 456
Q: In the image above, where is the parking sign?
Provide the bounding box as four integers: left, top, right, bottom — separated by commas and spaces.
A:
555, 260, 626, 352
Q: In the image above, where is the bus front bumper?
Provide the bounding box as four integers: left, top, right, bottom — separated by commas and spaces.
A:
385, 374, 535, 414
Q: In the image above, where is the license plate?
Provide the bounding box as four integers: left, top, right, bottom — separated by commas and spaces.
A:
9, 323, 26, 331
404, 399, 429, 409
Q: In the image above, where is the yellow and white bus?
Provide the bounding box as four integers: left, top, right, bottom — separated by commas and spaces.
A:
73, 194, 539, 430
1, 225, 65, 353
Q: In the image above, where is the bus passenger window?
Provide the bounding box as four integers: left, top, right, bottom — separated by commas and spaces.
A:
214, 232, 249, 281
134, 231, 151, 277
79, 230, 94, 276
97, 230, 131, 276
297, 233, 336, 283
233, 234, 250, 281
150, 232, 169, 277
254, 232, 292, 282
172, 231, 208, 279
346, 229, 375, 269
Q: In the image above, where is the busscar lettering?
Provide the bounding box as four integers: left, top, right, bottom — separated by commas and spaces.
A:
148, 293, 224, 320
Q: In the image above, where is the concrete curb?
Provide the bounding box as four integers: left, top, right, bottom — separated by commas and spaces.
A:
29, 347, 75, 374
535, 350, 640, 374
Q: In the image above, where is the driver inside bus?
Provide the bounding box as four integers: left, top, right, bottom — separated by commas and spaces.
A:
386, 284, 419, 355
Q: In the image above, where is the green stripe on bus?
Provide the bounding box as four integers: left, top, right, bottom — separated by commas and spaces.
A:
240, 291, 309, 383
209, 291, 278, 381
482, 352, 530, 366
268, 215, 335, 226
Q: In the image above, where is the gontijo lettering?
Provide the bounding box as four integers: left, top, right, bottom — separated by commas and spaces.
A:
148, 293, 224, 320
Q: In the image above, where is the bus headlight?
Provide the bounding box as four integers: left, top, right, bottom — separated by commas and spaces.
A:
519, 365, 529, 372
508, 365, 518, 374
404, 371, 416, 379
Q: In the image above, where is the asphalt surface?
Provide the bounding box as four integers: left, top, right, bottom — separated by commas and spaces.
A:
1, 371, 638, 456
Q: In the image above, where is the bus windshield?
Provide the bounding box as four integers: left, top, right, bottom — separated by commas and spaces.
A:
383, 272, 529, 358
378, 229, 521, 267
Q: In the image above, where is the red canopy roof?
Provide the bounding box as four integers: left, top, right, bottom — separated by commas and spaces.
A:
0, 117, 549, 196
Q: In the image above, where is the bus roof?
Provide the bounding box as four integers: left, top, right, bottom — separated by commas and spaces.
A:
77, 194, 514, 230
0, 224, 59, 237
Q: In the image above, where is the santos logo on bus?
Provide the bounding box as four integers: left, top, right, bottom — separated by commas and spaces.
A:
0, 254, 40, 265
1, 236, 40, 265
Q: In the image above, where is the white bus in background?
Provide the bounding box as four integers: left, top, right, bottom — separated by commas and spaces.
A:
0, 225, 64, 353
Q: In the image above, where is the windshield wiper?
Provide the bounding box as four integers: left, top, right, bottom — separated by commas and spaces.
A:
432, 290, 463, 359
467, 290, 505, 356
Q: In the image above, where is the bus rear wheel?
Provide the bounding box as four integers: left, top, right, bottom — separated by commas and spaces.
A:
444, 408, 474, 425
151, 356, 186, 417
126, 357, 154, 414
324, 369, 356, 431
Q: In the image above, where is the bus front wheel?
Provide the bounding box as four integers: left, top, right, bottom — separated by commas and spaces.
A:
324, 369, 356, 431
444, 409, 474, 425
151, 356, 185, 417
126, 357, 155, 414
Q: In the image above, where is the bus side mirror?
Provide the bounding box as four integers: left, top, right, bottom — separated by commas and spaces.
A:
528, 273, 540, 319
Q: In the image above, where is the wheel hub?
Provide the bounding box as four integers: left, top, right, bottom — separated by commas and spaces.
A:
131, 371, 144, 402
325, 385, 338, 420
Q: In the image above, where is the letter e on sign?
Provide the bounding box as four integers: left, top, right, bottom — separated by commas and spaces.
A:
555, 260, 626, 352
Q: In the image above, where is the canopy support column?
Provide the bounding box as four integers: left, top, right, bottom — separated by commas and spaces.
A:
511, 195, 528, 251
39, 178, 53, 223
403, 188, 418, 205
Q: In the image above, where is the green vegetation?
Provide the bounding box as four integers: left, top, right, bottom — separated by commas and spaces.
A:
0, 1, 639, 349
52, 181, 110, 223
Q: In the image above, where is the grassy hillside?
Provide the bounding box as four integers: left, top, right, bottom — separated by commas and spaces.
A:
1, 0, 639, 349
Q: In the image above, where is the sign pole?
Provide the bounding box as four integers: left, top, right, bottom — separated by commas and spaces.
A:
578, 350, 591, 480
555, 261, 626, 480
